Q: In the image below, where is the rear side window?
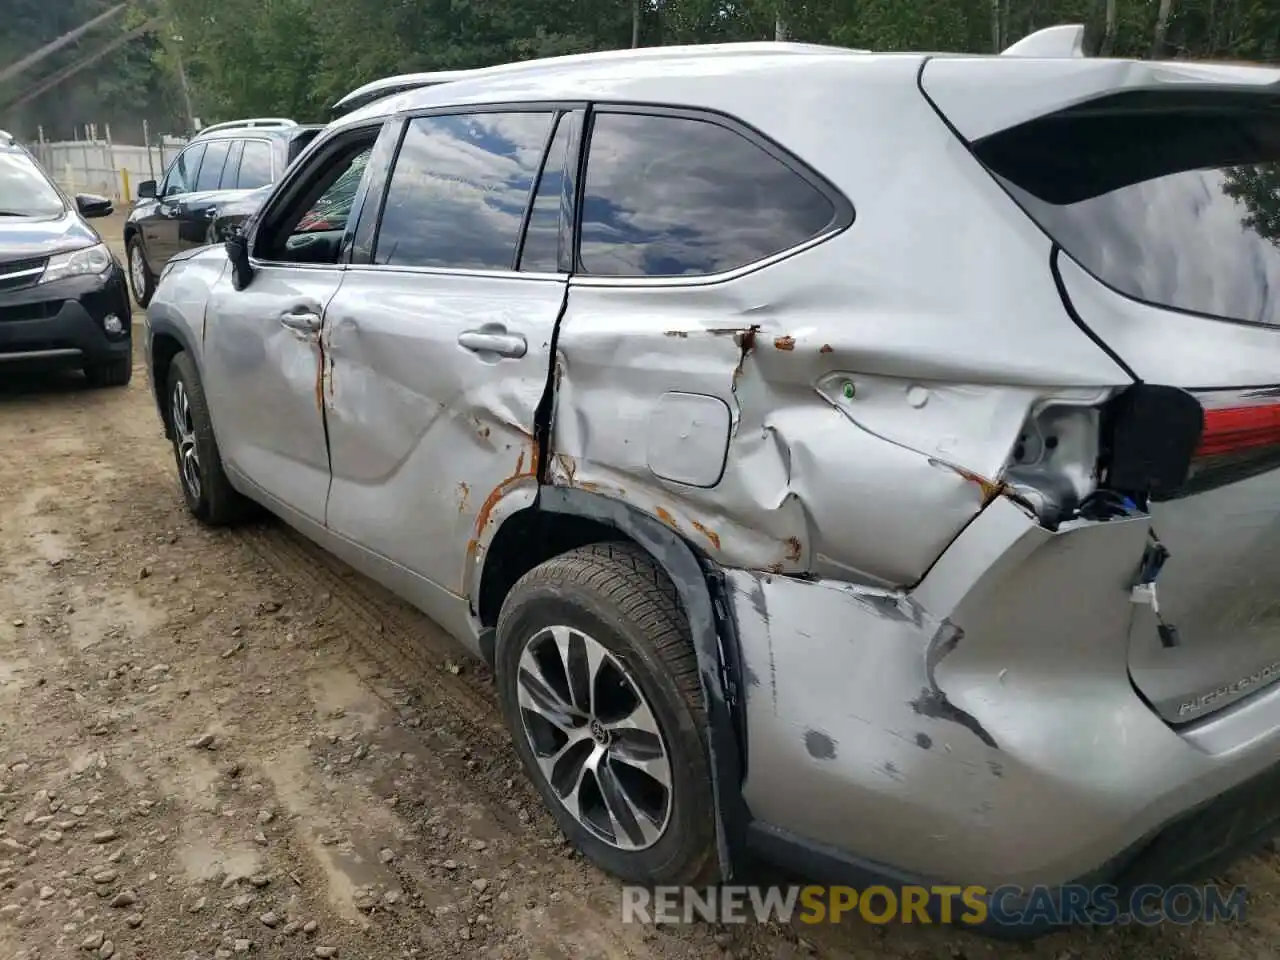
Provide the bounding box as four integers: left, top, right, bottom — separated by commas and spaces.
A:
237, 141, 273, 189
195, 139, 232, 191
579, 111, 840, 277
374, 111, 554, 271
975, 92, 1280, 328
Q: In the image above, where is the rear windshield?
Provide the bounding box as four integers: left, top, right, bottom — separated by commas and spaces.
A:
973, 92, 1280, 328
0, 148, 64, 218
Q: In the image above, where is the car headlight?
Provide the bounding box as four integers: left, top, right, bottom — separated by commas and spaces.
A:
39, 243, 113, 284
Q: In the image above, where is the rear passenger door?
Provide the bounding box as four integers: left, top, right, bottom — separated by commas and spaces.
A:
322, 105, 580, 597
173, 136, 236, 253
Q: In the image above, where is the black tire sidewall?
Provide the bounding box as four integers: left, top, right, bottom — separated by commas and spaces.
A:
496, 582, 714, 884
166, 354, 216, 520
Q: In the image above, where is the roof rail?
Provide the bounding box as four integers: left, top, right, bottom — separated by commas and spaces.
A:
196, 117, 298, 136
1002, 24, 1086, 58
331, 69, 484, 117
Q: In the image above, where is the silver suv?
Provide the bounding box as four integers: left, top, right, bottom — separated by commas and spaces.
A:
143, 32, 1280, 921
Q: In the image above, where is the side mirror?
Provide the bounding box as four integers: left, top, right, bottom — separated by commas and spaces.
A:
75, 193, 113, 218
226, 233, 254, 291
137, 180, 157, 200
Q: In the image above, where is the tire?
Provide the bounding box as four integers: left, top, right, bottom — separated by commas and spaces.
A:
166, 351, 249, 525
496, 541, 718, 885
84, 356, 132, 388
126, 236, 155, 308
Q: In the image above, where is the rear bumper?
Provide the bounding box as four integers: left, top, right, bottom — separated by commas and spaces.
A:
0, 266, 132, 368
733, 496, 1280, 904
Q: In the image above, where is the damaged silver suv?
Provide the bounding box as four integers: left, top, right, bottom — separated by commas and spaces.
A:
143, 29, 1280, 928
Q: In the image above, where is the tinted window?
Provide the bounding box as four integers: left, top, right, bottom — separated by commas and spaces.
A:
976, 94, 1280, 328
162, 143, 206, 197
374, 112, 553, 271
518, 113, 572, 273
223, 141, 244, 188
195, 139, 232, 191
238, 141, 273, 189
579, 112, 838, 277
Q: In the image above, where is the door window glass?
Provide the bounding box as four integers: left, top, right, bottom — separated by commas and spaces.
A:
518, 114, 572, 273
579, 112, 838, 277
374, 112, 554, 271
195, 140, 232, 192
262, 142, 374, 266
237, 141, 273, 189
161, 143, 206, 197
222, 141, 244, 189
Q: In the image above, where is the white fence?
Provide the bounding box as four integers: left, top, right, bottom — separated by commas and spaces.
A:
26, 128, 189, 202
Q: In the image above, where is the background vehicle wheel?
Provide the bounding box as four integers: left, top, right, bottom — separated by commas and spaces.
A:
126, 237, 155, 307
84, 357, 132, 388
166, 351, 249, 525
496, 541, 718, 885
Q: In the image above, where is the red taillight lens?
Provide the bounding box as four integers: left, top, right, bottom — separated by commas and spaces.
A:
1196, 399, 1280, 458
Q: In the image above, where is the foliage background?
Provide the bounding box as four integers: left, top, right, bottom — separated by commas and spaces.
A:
1, 0, 1278, 138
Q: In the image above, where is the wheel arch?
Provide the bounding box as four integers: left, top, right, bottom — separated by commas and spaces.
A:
148, 318, 197, 440
480, 485, 750, 880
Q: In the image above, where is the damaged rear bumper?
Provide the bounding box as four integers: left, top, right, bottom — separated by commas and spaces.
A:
731, 496, 1280, 908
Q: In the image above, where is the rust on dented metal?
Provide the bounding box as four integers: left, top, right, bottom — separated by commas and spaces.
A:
785, 536, 802, 562
655, 506, 680, 529
820, 343, 834, 354
774, 335, 797, 351
690, 519, 721, 551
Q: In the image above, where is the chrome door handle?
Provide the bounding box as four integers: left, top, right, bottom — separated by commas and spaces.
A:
280, 310, 322, 333
458, 329, 526, 359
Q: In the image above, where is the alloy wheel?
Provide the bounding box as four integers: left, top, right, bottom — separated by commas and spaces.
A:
516, 625, 674, 851
129, 246, 147, 301
170, 380, 202, 502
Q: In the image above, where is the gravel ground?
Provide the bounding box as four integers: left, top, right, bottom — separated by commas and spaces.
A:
0, 217, 1277, 959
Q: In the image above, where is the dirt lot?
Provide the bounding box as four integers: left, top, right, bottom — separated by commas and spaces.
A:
1, 219, 1278, 959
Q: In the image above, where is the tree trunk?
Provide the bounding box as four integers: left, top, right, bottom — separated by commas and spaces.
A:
990, 0, 1002, 51
631, 0, 641, 48
775, 7, 788, 42
1150, 0, 1174, 58
1100, 0, 1117, 55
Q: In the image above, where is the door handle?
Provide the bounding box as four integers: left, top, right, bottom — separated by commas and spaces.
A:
458, 328, 527, 359
279, 309, 322, 333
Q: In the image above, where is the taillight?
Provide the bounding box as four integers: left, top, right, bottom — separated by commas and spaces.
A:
1196, 396, 1280, 458
1181, 389, 1280, 497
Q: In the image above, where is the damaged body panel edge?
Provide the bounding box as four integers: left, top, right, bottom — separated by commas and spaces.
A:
538, 485, 750, 879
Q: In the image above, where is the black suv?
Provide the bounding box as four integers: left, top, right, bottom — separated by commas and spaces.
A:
123, 118, 321, 306
0, 133, 133, 387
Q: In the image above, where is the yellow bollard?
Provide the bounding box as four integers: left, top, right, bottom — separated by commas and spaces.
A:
121, 168, 130, 202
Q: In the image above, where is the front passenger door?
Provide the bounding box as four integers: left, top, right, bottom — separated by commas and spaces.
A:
144, 142, 206, 269
201, 125, 382, 524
